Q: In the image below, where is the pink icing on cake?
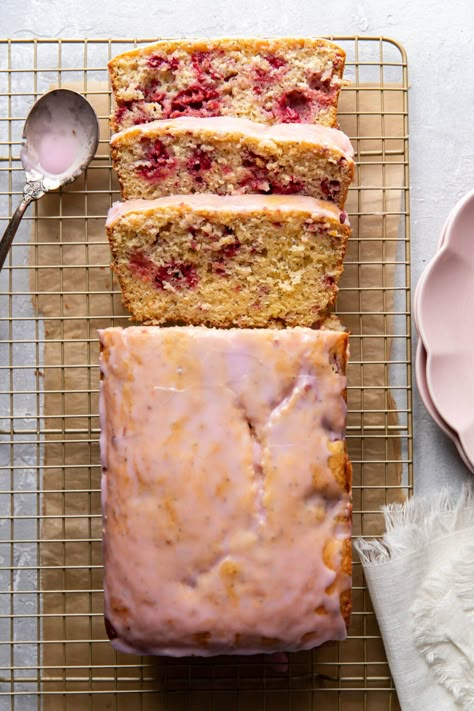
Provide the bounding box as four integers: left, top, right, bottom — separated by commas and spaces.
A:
111, 116, 354, 157
99, 326, 352, 656
106, 193, 346, 227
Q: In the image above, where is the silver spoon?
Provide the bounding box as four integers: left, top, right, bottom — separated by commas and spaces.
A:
0, 88, 99, 270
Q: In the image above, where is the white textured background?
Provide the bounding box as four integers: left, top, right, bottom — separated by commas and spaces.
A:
3, 0, 473, 492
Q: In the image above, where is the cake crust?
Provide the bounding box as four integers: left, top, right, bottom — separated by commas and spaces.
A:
100, 326, 352, 656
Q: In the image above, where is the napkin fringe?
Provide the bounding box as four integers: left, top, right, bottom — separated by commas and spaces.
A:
355, 484, 474, 565
411, 542, 474, 710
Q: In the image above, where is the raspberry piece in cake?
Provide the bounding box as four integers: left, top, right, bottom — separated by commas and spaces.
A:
110, 117, 354, 208
186, 146, 214, 175
105, 194, 351, 328
99, 325, 352, 656
108, 38, 346, 131
169, 84, 220, 117
129, 251, 199, 290
276, 90, 313, 122
135, 139, 176, 181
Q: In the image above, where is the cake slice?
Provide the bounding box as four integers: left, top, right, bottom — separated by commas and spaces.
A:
99, 325, 352, 657
106, 194, 351, 328
109, 37, 346, 132
110, 117, 355, 207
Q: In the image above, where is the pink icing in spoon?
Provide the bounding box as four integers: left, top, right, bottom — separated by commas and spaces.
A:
36, 131, 79, 175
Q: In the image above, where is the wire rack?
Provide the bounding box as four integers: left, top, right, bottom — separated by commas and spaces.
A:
0, 37, 412, 710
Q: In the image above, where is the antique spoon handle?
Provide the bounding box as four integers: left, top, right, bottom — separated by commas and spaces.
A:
0, 178, 46, 271
0, 195, 34, 271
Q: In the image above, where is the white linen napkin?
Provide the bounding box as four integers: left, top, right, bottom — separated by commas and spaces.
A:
354, 486, 474, 711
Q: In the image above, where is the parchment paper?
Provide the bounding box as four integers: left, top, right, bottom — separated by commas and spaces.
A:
32, 82, 407, 710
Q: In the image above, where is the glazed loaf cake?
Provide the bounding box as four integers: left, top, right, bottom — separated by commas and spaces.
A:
110, 116, 354, 207
109, 37, 346, 132
100, 325, 352, 656
106, 194, 351, 328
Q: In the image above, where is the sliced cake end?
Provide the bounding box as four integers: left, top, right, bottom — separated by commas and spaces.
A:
109, 37, 346, 132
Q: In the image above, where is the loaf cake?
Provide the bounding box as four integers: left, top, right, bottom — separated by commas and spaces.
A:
109, 37, 346, 132
100, 325, 352, 656
110, 116, 354, 207
106, 194, 350, 328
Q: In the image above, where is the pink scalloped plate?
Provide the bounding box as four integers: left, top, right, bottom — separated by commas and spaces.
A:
413, 212, 450, 333
416, 188, 474, 469
415, 340, 474, 472
414, 214, 474, 471
414, 213, 453, 408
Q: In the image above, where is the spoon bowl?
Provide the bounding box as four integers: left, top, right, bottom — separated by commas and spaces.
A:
21, 88, 99, 187
0, 88, 99, 269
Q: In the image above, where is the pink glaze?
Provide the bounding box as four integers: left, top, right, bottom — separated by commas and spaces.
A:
37, 132, 78, 175
99, 326, 351, 656
111, 116, 354, 157
106, 194, 346, 228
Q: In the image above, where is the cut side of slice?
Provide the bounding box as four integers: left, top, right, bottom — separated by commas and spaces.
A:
111, 117, 354, 208
108, 37, 346, 132
106, 194, 351, 328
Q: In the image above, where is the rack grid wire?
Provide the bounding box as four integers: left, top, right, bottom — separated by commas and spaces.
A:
0, 37, 412, 710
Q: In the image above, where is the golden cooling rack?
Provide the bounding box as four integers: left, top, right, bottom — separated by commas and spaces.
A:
0, 37, 411, 710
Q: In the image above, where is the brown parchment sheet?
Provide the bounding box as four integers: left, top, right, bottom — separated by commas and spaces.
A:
32, 81, 409, 710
